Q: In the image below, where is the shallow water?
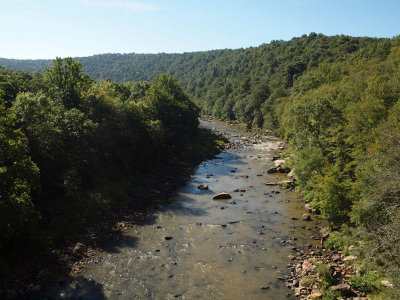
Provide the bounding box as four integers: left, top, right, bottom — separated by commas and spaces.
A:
48, 120, 323, 300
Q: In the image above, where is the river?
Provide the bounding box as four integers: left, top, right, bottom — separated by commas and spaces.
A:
46, 120, 323, 300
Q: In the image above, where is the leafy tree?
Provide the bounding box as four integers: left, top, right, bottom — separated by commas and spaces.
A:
44, 57, 92, 109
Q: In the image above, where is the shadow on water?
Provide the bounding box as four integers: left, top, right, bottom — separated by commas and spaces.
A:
8, 155, 219, 299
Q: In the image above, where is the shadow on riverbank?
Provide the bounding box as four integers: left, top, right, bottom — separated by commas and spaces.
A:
0, 128, 228, 299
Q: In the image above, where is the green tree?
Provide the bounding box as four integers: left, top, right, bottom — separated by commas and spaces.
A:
44, 57, 92, 109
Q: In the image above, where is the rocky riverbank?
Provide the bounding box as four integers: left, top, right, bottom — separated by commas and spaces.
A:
285, 245, 368, 299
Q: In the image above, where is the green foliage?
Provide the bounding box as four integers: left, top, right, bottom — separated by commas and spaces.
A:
314, 262, 337, 287
44, 57, 92, 108
321, 289, 341, 300
349, 272, 382, 293
324, 230, 349, 253
0, 91, 41, 267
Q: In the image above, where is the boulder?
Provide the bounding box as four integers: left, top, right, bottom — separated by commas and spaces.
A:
197, 184, 208, 190
302, 214, 311, 221
212, 192, 232, 200
274, 160, 286, 168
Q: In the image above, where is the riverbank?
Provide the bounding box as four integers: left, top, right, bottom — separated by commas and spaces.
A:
0, 128, 227, 299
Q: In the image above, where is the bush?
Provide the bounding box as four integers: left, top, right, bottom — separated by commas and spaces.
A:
349, 272, 382, 293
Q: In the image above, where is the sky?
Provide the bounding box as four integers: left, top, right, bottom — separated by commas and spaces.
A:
0, 0, 399, 59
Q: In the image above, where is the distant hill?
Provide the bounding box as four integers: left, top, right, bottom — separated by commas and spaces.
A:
0, 33, 393, 128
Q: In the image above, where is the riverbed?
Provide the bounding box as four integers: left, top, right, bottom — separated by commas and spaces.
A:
46, 120, 323, 300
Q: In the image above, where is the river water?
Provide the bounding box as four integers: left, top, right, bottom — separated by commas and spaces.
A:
47, 120, 323, 300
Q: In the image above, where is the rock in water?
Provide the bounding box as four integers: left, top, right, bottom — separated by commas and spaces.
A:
212, 192, 232, 200
197, 184, 208, 190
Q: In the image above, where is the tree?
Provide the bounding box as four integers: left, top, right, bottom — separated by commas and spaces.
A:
44, 57, 92, 109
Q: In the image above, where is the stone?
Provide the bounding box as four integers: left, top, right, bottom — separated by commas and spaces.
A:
274, 160, 286, 168
197, 184, 208, 190
302, 260, 315, 273
212, 192, 232, 200
343, 255, 358, 262
332, 254, 341, 262
265, 182, 279, 186
304, 203, 313, 213
381, 280, 394, 288
294, 288, 303, 297
302, 214, 311, 221
309, 292, 322, 299
165, 236, 173, 240
278, 179, 294, 185
234, 174, 248, 179
267, 167, 278, 174
330, 283, 352, 295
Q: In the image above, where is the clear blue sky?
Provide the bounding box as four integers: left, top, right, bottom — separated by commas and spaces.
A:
1, 0, 399, 59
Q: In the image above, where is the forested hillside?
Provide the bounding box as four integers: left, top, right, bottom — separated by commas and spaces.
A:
0, 34, 394, 129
